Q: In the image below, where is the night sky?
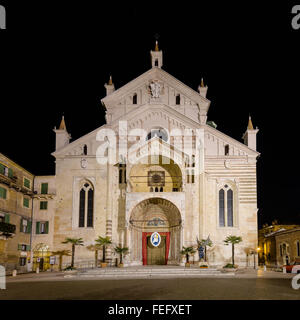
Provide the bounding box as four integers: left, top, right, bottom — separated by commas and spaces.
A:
1, 2, 300, 228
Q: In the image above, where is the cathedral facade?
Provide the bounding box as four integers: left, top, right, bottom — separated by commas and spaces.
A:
35, 42, 259, 268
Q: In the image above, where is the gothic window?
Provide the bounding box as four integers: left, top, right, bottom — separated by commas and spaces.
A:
225, 144, 229, 156
219, 185, 235, 227
79, 182, 94, 228
176, 94, 180, 105
133, 93, 137, 104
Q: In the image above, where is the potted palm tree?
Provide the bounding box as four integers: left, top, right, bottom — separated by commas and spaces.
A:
180, 246, 196, 267
52, 250, 71, 271
114, 246, 129, 267
95, 236, 112, 268
61, 237, 84, 270
86, 244, 101, 268
223, 235, 242, 270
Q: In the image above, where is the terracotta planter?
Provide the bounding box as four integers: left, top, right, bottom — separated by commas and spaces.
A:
185, 263, 190, 267
118, 263, 124, 268
101, 262, 108, 268
199, 265, 208, 268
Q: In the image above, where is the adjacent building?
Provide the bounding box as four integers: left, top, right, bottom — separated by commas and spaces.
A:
0, 153, 34, 273
258, 222, 300, 266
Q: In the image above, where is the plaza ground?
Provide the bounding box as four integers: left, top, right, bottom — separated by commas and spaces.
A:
0, 268, 299, 300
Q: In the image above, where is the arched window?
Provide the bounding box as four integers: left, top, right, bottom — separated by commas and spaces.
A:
176, 94, 180, 105
160, 187, 163, 192
219, 185, 235, 227
83, 145, 87, 155
150, 187, 153, 192
155, 187, 159, 192
225, 145, 229, 156
79, 182, 94, 228
133, 93, 137, 104
155, 59, 158, 67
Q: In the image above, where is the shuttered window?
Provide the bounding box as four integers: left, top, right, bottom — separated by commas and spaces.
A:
23, 197, 30, 208
24, 178, 31, 189
41, 183, 48, 194
36, 221, 48, 234
8, 168, 13, 178
40, 201, 48, 210
0, 187, 7, 199
219, 189, 225, 227
0, 163, 5, 175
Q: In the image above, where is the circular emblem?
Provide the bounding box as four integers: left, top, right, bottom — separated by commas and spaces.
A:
150, 232, 161, 247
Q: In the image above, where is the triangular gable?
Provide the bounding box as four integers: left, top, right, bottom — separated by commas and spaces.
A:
101, 67, 210, 108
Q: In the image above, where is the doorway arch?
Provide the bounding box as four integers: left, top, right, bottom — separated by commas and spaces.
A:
128, 197, 182, 265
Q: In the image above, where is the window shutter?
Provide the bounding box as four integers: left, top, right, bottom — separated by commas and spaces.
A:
0, 187, 7, 199
27, 220, 32, 233
45, 221, 49, 234
26, 245, 31, 251
8, 168, 13, 178
18, 244, 22, 251
41, 183, 48, 194
4, 214, 10, 223
20, 218, 24, 232
0, 164, 4, 175
36, 222, 40, 234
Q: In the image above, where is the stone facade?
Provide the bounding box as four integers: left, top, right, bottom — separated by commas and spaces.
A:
0, 44, 260, 270
41, 43, 260, 268
0, 153, 34, 273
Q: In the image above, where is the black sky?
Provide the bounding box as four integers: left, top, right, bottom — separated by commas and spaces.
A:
1, 1, 300, 227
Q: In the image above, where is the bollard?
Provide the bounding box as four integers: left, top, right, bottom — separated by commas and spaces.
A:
264, 265, 267, 272
12, 270, 17, 277
36, 267, 39, 274
283, 267, 286, 274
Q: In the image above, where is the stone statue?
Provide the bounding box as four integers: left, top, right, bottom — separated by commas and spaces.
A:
150, 81, 161, 98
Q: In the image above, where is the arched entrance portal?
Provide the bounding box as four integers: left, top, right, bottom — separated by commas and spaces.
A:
129, 198, 182, 265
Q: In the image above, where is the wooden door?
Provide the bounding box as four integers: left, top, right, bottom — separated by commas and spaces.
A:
147, 236, 166, 265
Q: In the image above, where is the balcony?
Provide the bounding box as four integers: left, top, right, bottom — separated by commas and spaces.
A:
0, 221, 16, 238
